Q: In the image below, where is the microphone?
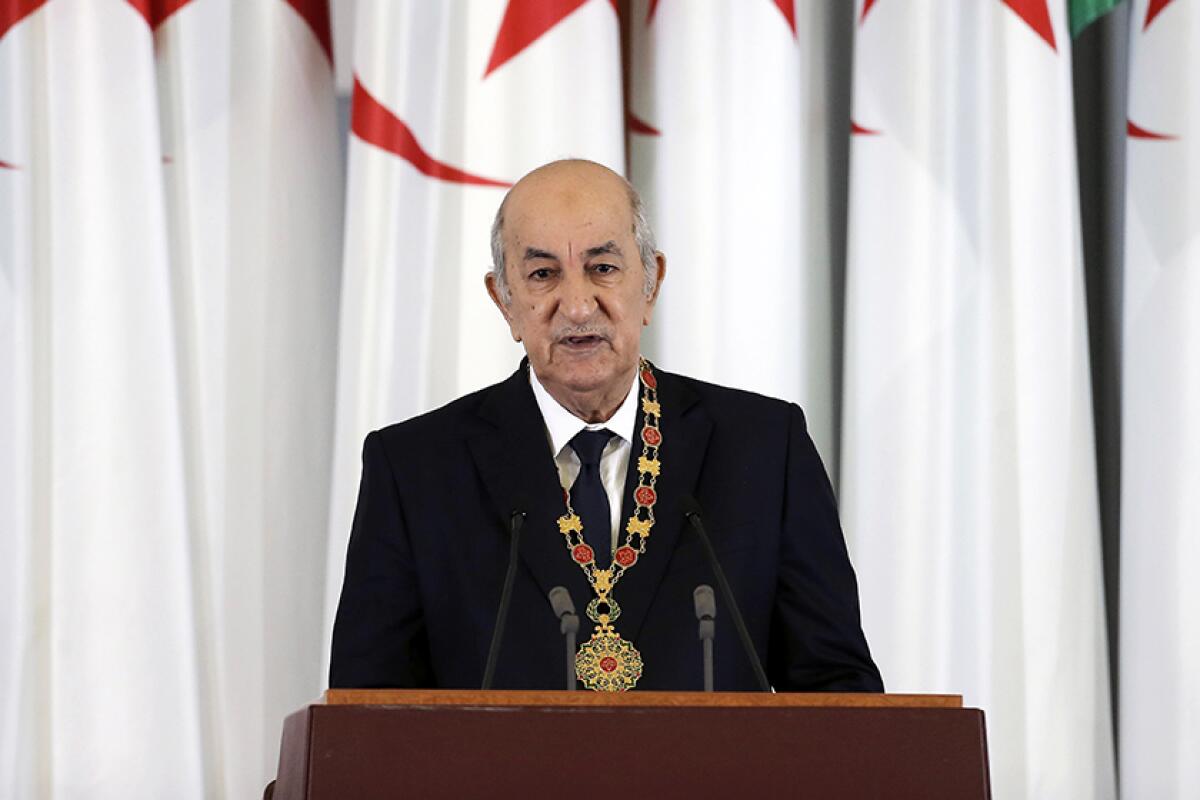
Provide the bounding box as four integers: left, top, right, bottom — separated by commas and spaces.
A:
548, 586, 580, 691
681, 496, 771, 692
694, 585, 716, 692
482, 509, 526, 690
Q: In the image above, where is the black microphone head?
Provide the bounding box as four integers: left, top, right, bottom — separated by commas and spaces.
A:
510, 508, 527, 531
548, 586, 576, 619
681, 494, 703, 520
693, 584, 716, 620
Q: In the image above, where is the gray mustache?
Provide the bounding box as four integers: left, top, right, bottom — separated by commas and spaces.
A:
554, 327, 610, 341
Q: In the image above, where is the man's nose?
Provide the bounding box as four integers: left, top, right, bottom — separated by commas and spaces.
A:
559, 269, 598, 322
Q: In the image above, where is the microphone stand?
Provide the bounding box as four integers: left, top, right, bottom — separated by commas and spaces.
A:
683, 496, 771, 692
694, 584, 716, 692
481, 510, 526, 690
548, 586, 579, 691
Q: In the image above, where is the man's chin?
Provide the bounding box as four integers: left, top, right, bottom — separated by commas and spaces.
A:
541, 362, 629, 398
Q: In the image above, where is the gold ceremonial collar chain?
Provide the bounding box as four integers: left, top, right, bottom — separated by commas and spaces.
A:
555, 358, 662, 691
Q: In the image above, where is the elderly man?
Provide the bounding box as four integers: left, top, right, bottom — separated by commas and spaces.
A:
330, 160, 882, 692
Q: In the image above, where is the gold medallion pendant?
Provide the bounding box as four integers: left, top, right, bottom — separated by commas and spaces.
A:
575, 625, 644, 692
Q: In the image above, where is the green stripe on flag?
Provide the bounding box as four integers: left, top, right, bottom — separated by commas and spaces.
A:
1070, 0, 1125, 38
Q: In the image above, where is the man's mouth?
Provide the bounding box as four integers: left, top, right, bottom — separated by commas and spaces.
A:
559, 334, 607, 349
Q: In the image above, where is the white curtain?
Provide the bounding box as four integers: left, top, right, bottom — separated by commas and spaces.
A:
1120, 1, 1200, 797
841, 2, 1114, 798
1, 1, 206, 795
1, 0, 341, 796
628, 0, 840, 461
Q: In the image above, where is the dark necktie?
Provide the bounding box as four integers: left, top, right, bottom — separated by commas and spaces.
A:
569, 429, 615, 568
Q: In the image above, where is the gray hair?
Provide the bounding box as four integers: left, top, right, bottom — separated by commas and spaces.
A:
489, 178, 659, 305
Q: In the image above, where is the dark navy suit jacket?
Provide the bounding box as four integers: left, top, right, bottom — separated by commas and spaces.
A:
329, 363, 882, 692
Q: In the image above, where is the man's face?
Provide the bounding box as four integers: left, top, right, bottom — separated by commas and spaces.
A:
487, 163, 663, 410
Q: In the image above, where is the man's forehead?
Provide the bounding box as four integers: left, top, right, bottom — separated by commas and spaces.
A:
507, 197, 631, 249
511, 198, 628, 233
508, 160, 629, 215
499, 161, 637, 260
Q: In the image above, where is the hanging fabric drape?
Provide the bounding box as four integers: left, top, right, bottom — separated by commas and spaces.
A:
627, 0, 840, 462
1, 1, 207, 794
840, 2, 1115, 798
1120, 1, 1200, 797
1, 0, 341, 797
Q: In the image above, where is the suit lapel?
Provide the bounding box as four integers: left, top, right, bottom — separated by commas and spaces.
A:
612, 368, 712, 643
468, 363, 591, 605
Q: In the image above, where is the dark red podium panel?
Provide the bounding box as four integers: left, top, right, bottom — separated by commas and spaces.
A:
271, 690, 990, 800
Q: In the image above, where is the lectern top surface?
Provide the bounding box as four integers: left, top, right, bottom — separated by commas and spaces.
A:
323, 689, 963, 709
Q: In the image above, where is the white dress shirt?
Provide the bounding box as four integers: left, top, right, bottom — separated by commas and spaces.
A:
529, 366, 639, 550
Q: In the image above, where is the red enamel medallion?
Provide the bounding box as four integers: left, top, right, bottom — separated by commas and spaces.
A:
634, 486, 656, 506
614, 546, 638, 567
640, 369, 657, 389
572, 544, 594, 564
641, 427, 662, 446
599, 656, 619, 673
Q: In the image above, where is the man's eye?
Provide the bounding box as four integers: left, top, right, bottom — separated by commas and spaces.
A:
529, 268, 554, 280
592, 263, 618, 275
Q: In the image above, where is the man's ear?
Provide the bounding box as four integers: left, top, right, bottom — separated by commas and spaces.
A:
484, 271, 521, 342
642, 252, 667, 326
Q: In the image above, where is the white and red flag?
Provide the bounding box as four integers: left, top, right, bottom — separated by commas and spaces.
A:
150, 0, 343, 794
1120, 1, 1200, 797
0, 0, 205, 795
324, 0, 626, 644
841, 2, 1114, 797
628, 0, 840, 459
1, 0, 342, 795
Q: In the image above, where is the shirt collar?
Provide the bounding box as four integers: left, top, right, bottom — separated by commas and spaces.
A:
529, 363, 639, 457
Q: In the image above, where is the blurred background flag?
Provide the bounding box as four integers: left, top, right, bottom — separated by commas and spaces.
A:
0, 0, 206, 795
1, 0, 342, 796
1120, 1, 1200, 797
151, 0, 342, 795
628, 0, 841, 462
840, 1, 1115, 797
1070, 0, 1125, 36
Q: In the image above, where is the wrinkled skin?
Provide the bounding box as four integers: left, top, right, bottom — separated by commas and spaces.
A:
486, 160, 666, 422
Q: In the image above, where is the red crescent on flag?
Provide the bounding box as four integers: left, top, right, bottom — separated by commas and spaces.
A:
860, 0, 879, 22
0, 159, 19, 169
1127, 120, 1177, 141
1001, 0, 1057, 51
851, 121, 881, 136
351, 76, 511, 188
647, 0, 795, 35
485, 0, 617, 78
1144, 0, 1176, 29
628, 113, 661, 136
1, 0, 48, 40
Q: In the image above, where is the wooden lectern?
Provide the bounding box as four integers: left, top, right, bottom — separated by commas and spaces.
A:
268, 690, 990, 798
